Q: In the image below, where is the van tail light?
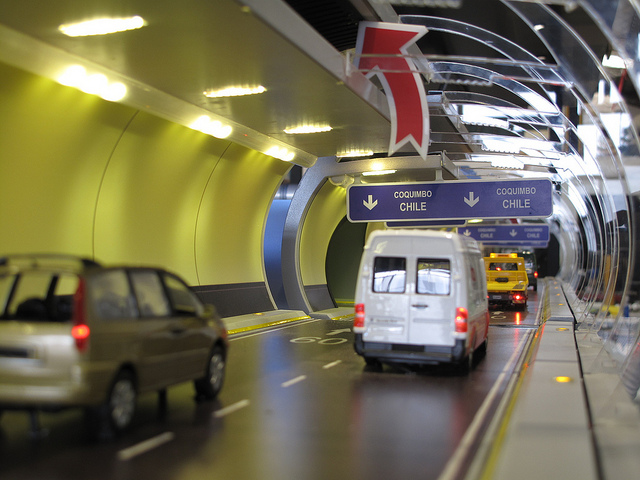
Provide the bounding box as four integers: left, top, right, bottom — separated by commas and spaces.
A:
71, 279, 90, 352
534, 271, 538, 279
354, 303, 365, 328
455, 307, 468, 333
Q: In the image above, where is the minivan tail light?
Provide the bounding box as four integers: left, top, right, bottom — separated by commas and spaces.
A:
354, 303, 365, 328
534, 271, 538, 278
72, 279, 90, 352
455, 307, 468, 333
71, 324, 90, 348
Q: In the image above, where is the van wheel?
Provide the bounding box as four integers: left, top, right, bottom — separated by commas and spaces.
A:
462, 352, 474, 373
364, 357, 382, 370
195, 345, 226, 401
478, 337, 488, 359
460, 342, 475, 374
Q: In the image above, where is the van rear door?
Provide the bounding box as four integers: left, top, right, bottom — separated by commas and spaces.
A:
364, 256, 410, 344
408, 257, 455, 347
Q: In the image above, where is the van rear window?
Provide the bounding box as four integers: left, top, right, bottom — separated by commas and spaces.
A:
373, 257, 406, 293
417, 259, 451, 295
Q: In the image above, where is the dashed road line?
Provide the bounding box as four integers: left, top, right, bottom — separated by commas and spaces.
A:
118, 432, 175, 461
322, 360, 343, 369
214, 399, 251, 418
281, 375, 307, 388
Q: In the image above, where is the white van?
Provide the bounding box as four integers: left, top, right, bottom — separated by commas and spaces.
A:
353, 229, 489, 370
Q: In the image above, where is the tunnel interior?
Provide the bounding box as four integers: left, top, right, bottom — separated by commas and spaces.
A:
1, 1, 640, 475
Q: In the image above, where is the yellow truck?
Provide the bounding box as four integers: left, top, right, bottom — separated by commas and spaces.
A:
484, 253, 529, 310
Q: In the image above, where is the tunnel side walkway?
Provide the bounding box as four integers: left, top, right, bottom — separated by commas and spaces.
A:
222, 307, 354, 336
485, 278, 640, 480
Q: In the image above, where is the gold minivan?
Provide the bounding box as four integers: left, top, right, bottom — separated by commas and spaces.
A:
0, 254, 228, 438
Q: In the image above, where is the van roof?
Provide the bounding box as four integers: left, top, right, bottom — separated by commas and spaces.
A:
365, 229, 480, 255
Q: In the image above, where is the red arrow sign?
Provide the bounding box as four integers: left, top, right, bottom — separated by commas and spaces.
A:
354, 22, 429, 159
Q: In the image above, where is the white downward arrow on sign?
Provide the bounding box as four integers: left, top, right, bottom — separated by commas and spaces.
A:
464, 192, 479, 207
510, 229, 518, 237
363, 195, 378, 210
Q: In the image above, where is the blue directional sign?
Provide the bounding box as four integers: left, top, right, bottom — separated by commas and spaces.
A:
386, 219, 467, 228
347, 179, 553, 222
458, 225, 550, 243
484, 241, 549, 249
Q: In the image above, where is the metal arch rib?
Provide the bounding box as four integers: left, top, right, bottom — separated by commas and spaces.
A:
281, 154, 456, 312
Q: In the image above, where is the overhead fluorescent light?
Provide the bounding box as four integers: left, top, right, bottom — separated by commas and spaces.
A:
372, 0, 462, 6
204, 86, 266, 98
337, 150, 374, 158
189, 115, 232, 139
59, 16, 146, 37
362, 169, 396, 176
266, 146, 295, 162
57, 65, 127, 102
284, 125, 332, 134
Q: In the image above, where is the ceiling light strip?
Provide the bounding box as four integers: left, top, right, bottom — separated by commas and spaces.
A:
59, 16, 146, 37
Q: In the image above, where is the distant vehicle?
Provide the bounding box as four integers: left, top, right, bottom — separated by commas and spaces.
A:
520, 250, 539, 291
353, 230, 489, 371
0, 254, 227, 439
484, 253, 529, 309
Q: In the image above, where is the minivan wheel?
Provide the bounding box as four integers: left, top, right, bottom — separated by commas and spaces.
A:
195, 346, 226, 401
86, 370, 137, 440
107, 371, 137, 432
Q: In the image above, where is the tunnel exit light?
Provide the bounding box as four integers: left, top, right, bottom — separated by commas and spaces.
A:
59, 16, 146, 37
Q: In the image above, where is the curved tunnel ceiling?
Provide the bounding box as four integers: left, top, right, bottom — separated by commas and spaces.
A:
0, 1, 638, 317
0, 1, 633, 191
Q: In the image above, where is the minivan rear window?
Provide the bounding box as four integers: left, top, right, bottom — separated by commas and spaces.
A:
1, 271, 80, 321
416, 258, 451, 295
373, 257, 406, 293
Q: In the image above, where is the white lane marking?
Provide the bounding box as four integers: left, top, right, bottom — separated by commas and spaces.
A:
229, 318, 320, 341
326, 328, 351, 335
322, 360, 343, 369
437, 331, 532, 480
117, 432, 175, 461
281, 375, 307, 388
213, 399, 251, 418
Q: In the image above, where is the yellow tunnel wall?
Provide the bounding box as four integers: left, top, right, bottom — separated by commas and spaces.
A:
300, 182, 347, 289
0, 62, 289, 292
